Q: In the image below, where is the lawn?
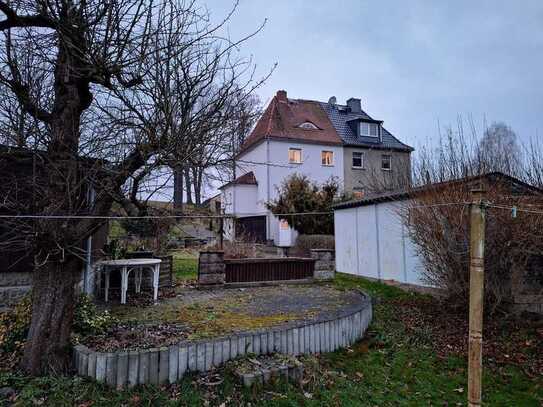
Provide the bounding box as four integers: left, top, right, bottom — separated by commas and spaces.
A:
172, 252, 198, 281
0, 274, 541, 406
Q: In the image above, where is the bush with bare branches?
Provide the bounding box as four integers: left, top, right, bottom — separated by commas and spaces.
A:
405, 123, 543, 313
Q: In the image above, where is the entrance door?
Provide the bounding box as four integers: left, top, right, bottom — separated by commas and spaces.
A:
236, 216, 266, 242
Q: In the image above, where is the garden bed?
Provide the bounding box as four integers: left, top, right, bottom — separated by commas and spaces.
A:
74, 284, 372, 387
87, 284, 365, 352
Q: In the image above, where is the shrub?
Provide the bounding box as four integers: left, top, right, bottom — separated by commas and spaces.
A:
0, 294, 117, 357
405, 180, 543, 314
267, 174, 350, 235
0, 295, 32, 354
293, 234, 335, 257
73, 295, 118, 336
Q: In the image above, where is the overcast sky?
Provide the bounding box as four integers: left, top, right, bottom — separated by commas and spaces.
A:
205, 0, 543, 149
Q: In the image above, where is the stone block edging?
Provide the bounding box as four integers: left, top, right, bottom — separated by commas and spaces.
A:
74, 292, 372, 388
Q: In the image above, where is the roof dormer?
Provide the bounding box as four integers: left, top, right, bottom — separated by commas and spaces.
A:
298, 121, 319, 130
347, 118, 383, 141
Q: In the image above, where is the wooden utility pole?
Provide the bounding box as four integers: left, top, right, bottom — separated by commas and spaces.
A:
468, 188, 486, 407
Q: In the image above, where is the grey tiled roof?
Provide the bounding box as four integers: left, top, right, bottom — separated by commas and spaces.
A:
319, 102, 413, 151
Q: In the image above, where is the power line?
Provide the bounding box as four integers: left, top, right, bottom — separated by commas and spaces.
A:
485, 203, 543, 216
0, 211, 334, 220
408, 202, 469, 209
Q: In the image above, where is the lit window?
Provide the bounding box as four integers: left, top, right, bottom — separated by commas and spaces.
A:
352, 152, 364, 168
288, 148, 302, 164
353, 189, 364, 199
360, 122, 379, 137
321, 151, 334, 166
381, 154, 392, 171
299, 121, 318, 130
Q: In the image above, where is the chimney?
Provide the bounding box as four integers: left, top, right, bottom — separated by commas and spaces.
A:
276, 90, 287, 102
347, 98, 361, 113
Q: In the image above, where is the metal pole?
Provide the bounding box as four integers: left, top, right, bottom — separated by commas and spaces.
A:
468, 188, 486, 407
219, 215, 224, 250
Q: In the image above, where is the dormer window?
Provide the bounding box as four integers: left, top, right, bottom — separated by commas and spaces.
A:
299, 121, 318, 130
360, 122, 379, 137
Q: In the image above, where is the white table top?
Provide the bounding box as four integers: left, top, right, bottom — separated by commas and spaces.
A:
97, 258, 162, 267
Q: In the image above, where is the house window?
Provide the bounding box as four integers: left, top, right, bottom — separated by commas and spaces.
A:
352, 151, 364, 168
353, 188, 364, 199
288, 148, 302, 164
299, 121, 318, 130
321, 151, 334, 166
360, 122, 379, 137
381, 154, 392, 171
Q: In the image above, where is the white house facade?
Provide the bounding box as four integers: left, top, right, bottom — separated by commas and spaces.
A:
220, 90, 413, 246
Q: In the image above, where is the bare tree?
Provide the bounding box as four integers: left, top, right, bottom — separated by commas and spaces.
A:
403, 119, 543, 313
478, 122, 522, 174
0, 0, 266, 375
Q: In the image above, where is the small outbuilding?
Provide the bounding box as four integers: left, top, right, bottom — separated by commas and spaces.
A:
332, 172, 543, 313
333, 189, 426, 287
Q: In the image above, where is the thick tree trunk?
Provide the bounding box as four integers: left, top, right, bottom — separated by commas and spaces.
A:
21, 35, 91, 375
21, 257, 81, 375
184, 168, 193, 205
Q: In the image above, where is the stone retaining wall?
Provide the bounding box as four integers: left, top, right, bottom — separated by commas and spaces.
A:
74, 294, 372, 388
198, 251, 225, 287
311, 249, 335, 280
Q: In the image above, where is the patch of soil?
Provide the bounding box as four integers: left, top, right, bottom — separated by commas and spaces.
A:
82, 323, 191, 352
390, 297, 543, 377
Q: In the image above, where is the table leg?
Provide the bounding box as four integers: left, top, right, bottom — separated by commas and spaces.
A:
104, 268, 110, 303
121, 266, 128, 305
136, 268, 142, 293
153, 264, 159, 303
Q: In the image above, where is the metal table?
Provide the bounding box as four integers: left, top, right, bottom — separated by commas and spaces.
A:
96, 258, 162, 304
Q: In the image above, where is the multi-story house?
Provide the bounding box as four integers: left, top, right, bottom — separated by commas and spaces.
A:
220, 90, 413, 246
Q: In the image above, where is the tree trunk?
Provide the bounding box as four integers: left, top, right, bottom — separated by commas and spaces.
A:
21, 34, 91, 375
21, 257, 81, 375
173, 166, 184, 211
192, 167, 202, 205
184, 168, 193, 205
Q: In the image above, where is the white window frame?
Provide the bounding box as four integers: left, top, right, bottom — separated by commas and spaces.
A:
381, 154, 392, 171
321, 150, 334, 166
288, 148, 302, 164
352, 151, 364, 169
359, 122, 379, 138
299, 121, 318, 130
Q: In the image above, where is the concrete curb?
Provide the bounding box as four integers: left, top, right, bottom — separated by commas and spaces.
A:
74, 293, 372, 388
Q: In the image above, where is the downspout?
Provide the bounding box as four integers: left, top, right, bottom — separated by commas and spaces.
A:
266, 138, 271, 242
84, 187, 96, 294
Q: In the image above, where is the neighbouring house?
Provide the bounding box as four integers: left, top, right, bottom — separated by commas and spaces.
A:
220, 90, 413, 246
0, 144, 108, 307
333, 172, 543, 314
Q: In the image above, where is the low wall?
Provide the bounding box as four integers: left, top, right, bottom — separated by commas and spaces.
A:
73, 293, 372, 388
0, 271, 32, 308
198, 249, 335, 287
311, 249, 335, 280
